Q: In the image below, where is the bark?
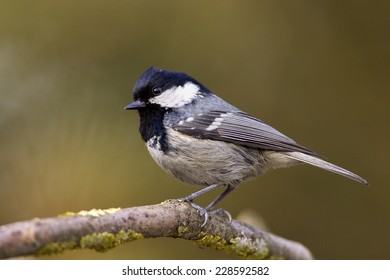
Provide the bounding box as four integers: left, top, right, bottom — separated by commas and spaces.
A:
0, 201, 313, 259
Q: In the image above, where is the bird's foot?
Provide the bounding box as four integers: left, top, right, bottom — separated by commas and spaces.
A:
189, 203, 210, 227
169, 197, 210, 227
207, 208, 232, 225
167, 197, 232, 227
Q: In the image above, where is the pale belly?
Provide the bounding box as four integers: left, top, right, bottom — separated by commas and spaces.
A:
146, 128, 269, 187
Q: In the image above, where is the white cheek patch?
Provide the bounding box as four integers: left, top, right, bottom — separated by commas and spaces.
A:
149, 82, 200, 108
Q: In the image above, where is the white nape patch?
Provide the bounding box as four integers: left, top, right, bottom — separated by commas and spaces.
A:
206, 117, 224, 131
149, 82, 200, 108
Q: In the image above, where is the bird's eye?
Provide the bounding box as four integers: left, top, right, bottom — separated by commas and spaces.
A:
152, 87, 162, 96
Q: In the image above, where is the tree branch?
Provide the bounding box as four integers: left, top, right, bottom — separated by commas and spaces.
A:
0, 201, 313, 259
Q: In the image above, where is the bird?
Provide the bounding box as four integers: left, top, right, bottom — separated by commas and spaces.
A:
125, 66, 368, 223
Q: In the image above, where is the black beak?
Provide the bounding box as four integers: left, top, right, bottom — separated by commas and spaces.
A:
124, 100, 146, 110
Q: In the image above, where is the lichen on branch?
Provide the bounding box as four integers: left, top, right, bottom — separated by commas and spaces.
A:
0, 202, 313, 259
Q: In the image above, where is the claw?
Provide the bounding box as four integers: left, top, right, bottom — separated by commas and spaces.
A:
167, 184, 236, 226
169, 198, 209, 226
187, 201, 209, 227
209, 208, 232, 224
168, 195, 232, 227
188, 203, 232, 227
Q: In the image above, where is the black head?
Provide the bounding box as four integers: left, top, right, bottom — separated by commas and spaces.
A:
124, 67, 211, 110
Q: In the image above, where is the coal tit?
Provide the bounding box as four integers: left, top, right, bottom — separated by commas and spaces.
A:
125, 67, 368, 219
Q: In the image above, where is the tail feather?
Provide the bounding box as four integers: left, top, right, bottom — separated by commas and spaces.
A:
284, 152, 368, 185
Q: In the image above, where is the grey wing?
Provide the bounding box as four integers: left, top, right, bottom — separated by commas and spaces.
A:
171, 110, 317, 156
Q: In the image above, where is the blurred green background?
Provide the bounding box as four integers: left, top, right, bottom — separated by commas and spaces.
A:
0, 0, 388, 259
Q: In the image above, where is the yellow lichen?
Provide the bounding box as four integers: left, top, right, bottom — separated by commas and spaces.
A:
194, 235, 229, 251
36, 230, 143, 256
177, 226, 189, 237
36, 241, 78, 255
160, 199, 172, 204
80, 230, 143, 252
229, 237, 269, 259
194, 234, 270, 260
60, 208, 121, 217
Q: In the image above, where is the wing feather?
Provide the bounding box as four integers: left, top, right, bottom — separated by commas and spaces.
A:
172, 110, 317, 155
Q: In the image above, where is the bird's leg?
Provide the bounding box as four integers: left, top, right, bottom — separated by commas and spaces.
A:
205, 184, 235, 211
179, 183, 221, 202
170, 184, 234, 227
204, 184, 236, 224
173, 184, 221, 227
